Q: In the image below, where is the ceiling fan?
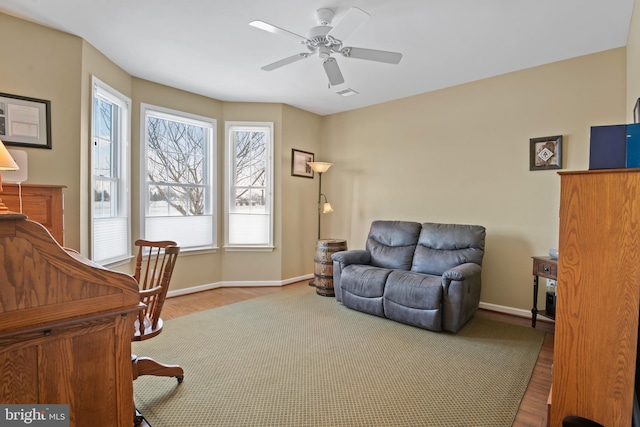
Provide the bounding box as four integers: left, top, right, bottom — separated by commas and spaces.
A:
249, 7, 403, 87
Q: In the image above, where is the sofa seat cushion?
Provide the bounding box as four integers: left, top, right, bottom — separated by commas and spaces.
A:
383, 270, 443, 331
341, 264, 392, 317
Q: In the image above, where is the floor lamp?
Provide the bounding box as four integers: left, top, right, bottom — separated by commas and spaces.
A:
0, 140, 19, 212
307, 161, 333, 286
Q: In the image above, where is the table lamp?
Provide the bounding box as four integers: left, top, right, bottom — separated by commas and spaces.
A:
0, 139, 19, 211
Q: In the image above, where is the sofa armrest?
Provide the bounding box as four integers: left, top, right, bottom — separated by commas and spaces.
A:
332, 249, 371, 266
442, 263, 481, 290
441, 263, 483, 332
443, 262, 481, 280
331, 250, 371, 302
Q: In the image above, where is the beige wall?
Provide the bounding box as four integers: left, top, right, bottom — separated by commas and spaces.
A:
281, 105, 323, 279
321, 48, 627, 312
1, 8, 637, 312
628, 0, 640, 122
0, 14, 83, 249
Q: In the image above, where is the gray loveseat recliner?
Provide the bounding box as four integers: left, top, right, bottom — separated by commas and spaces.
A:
332, 220, 486, 333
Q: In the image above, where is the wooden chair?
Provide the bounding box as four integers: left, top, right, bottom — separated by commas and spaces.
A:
131, 239, 184, 384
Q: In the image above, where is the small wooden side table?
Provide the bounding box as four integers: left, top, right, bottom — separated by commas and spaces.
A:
313, 239, 347, 297
531, 256, 557, 327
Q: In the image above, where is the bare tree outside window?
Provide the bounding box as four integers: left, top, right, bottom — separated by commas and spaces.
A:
233, 130, 267, 212
146, 116, 207, 216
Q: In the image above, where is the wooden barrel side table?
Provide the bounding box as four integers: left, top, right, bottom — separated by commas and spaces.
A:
313, 239, 347, 297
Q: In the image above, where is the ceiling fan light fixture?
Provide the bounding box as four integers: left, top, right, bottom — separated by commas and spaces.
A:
336, 88, 358, 97
317, 45, 331, 59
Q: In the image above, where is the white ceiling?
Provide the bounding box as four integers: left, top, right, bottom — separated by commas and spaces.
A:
0, 0, 634, 116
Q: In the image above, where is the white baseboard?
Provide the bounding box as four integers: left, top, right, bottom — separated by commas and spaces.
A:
479, 301, 555, 323
166, 273, 314, 298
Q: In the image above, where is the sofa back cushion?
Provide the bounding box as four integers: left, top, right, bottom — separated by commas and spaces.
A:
411, 223, 486, 276
366, 220, 422, 270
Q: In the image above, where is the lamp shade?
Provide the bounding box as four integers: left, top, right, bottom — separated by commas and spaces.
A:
307, 161, 332, 174
0, 140, 19, 171
322, 202, 334, 213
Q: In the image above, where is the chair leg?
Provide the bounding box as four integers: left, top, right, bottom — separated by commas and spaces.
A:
132, 355, 184, 383
134, 408, 147, 426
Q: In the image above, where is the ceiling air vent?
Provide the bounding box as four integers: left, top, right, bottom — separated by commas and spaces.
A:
336, 88, 358, 97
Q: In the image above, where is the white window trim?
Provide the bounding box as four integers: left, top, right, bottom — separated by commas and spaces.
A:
140, 103, 217, 251
90, 76, 131, 265
224, 121, 274, 250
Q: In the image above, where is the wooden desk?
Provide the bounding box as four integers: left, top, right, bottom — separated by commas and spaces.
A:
0, 213, 141, 426
531, 256, 557, 327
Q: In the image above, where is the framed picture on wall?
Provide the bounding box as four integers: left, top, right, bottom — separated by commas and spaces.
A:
291, 149, 314, 178
0, 92, 52, 149
529, 135, 562, 171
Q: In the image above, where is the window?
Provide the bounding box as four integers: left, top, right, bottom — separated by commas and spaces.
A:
91, 77, 131, 265
225, 122, 273, 248
141, 104, 216, 250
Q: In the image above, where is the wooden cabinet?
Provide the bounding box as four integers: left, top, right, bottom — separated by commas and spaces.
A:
0, 214, 141, 427
1, 183, 65, 244
549, 169, 640, 426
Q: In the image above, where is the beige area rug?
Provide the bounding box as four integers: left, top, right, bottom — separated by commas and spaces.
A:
133, 285, 545, 426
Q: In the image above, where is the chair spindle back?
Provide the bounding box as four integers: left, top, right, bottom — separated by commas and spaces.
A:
133, 239, 180, 341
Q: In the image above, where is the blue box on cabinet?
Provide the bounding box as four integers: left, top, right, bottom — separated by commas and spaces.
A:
589, 123, 640, 169
628, 124, 640, 168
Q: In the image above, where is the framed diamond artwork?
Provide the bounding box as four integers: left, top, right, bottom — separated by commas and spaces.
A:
529, 135, 562, 171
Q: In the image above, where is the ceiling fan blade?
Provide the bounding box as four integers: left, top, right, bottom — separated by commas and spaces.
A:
249, 20, 308, 43
322, 58, 345, 86
261, 53, 309, 71
341, 47, 403, 64
326, 7, 369, 42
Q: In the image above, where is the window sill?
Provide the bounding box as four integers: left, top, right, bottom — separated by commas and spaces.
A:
223, 246, 275, 252
179, 247, 219, 256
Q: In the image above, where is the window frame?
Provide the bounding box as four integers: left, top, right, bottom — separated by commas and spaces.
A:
90, 76, 131, 266
140, 103, 217, 252
224, 121, 274, 250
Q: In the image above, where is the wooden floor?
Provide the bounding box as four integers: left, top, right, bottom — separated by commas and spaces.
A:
156, 280, 555, 427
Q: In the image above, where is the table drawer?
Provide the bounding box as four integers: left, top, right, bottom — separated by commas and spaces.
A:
534, 259, 557, 279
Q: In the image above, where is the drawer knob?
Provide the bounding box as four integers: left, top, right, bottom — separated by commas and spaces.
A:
544, 267, 549, 272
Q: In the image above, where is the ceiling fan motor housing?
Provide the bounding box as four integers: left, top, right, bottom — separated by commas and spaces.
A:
306, 26, 341, 54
